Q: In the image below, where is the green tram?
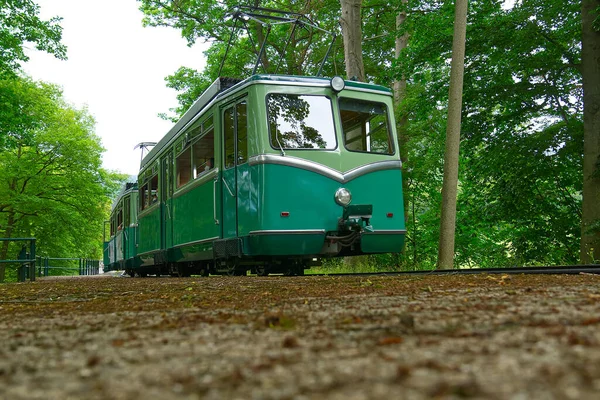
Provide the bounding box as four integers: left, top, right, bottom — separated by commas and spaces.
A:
103, 75, 406, 276
104, 182, 138, 272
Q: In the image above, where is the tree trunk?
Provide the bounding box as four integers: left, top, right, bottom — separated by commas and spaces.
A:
340, 0, 365, 81
437, 0, 468, 270
580, 1, 600, 264
394, 1, 410, 226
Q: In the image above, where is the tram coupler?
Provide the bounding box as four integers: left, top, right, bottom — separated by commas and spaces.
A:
339, 204, 374, 233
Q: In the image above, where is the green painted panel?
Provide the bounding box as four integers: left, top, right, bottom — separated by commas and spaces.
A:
246, 164, 405, 233
239, 163, 405, 256
102, 242, 109, 267
124, 226, 136, 261
172, 180, 219, 246
222, 166, 237, 238
236, 163, 255, 234
138, 206, 161, 255
245, 234, 325, 256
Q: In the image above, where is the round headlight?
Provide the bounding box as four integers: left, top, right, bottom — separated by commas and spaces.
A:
334, 188, 352, 207
331, 76, 345, 92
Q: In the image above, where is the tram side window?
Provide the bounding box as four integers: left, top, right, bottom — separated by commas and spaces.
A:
124, 197, 130, 227
339, 98, 394, 155
237, 102, 248, 165
140, 182, 149, 210
176, 147, 192, 188
224, 108, 235, 169
117, 207, 123, 231
140, 174, 159, 209
150, 174, 158, 204
192, 127, 215, 179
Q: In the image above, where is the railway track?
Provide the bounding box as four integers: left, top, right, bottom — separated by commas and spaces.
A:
308, 264, 600, 277
85, 264, 600, 278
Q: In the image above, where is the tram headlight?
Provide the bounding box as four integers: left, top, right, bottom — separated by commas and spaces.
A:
330, 76, 345, 92
334, 188, 352, 207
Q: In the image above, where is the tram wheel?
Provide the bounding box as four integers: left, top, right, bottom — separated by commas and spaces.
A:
200, 266, 210, 277
256, 265, 269, 277
225, 263, 236, 276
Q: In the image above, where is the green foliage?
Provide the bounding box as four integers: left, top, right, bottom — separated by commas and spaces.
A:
0, 76, 125, 281
0, 0, 67, 77
389, 0, 584, 268
139, 0, 348, 119
0, 76, 62, 150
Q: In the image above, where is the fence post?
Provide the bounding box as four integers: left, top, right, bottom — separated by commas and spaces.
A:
29, 239, 35, 282
17, 246, 27, 282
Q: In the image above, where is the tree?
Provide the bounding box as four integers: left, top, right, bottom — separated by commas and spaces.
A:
390, 0, 584, 268
0, 76, 123, 282
437, 0, 468, 270
0, 73, 60, 150
580, 0, 600, 263
340, 0, 365, 81
0, 0, 66, 77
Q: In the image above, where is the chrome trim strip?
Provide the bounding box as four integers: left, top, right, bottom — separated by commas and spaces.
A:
248, 155, 402, 183
248, 229, 326, 236
173, 236, 219, 248
253, 79, 329, 89
250, 79, 394, 96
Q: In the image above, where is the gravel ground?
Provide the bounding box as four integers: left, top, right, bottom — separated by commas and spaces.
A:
1, 273, 600, 399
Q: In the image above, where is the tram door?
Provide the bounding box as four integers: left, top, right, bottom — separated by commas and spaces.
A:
221, 100, 248, 239
161, 151, 174, 250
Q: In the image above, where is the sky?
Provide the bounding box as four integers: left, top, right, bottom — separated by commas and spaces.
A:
24, 0, 208, 176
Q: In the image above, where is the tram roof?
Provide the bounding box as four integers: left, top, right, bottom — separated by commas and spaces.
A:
111, 180, 138, 210
138, 74, 392, 172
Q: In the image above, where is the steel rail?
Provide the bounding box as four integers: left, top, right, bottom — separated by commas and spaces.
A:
307, 265, 600, 277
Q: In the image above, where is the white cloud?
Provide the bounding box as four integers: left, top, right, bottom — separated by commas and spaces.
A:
23, 0, 208, 176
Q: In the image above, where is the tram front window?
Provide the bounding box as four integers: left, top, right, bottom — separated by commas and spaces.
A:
339, 98, 394, 155
267, 94, 336, 150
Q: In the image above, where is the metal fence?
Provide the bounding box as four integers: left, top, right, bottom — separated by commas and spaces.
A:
36, 257, 100, 277
0, 238, 36, 282
1, 238, 100, 282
